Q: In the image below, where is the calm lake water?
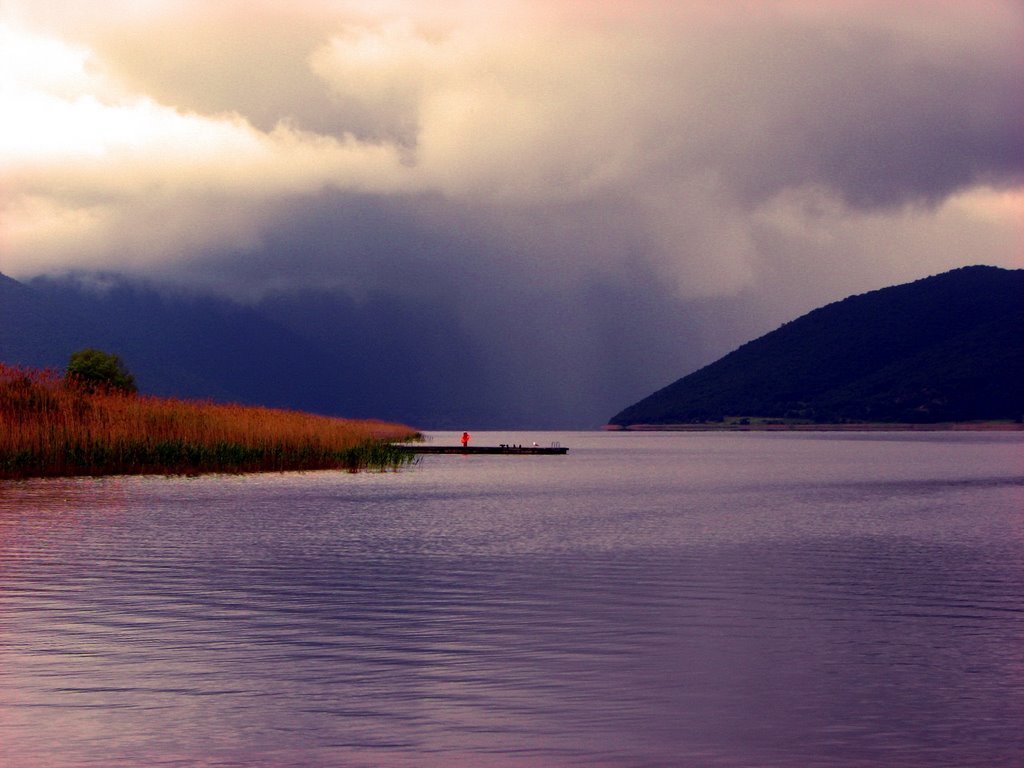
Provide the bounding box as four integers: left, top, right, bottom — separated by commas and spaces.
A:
1, 431, 1022, 767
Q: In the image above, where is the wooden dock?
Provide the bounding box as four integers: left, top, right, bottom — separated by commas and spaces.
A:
395, 444, 568, 455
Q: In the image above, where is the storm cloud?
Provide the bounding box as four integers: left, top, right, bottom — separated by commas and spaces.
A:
2, 1, 1022, 426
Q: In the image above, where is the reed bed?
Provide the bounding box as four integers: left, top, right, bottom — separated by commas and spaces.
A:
0, 364, 420, 479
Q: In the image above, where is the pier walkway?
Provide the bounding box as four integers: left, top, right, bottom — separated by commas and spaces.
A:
395, 444, 568, 455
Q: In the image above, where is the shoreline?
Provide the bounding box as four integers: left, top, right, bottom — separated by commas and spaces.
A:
603, 422, 1024, 432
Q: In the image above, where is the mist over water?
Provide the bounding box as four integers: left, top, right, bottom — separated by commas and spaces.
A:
1, 431, 1022, 766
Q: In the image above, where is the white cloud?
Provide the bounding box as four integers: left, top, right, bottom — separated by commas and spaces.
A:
0, 20, 422, 273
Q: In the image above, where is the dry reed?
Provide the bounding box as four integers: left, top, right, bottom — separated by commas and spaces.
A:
0, 363, 420, 479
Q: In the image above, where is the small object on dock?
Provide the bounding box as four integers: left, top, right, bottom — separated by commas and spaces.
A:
395, 444, 568, 455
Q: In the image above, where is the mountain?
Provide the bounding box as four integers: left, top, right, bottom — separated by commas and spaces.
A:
1, 270, 751, 429
608, 266, 1024, 427
1, 273, 330, 404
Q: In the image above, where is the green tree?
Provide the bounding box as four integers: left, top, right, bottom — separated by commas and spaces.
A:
65, 348, 137, 395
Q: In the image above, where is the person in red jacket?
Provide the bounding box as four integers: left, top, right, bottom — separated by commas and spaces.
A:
461, 431, 471, 447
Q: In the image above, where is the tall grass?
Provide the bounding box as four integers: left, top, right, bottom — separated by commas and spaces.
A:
0, 364, 420, 479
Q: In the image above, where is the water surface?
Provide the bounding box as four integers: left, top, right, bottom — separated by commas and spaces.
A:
1, 431, 1022, 766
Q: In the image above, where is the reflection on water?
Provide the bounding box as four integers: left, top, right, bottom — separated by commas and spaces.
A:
1, 432, 1022, 766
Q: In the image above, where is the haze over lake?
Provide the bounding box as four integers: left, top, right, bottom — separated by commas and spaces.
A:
1, 431, 1022, 766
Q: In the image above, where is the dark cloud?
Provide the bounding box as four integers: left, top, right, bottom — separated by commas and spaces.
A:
646, 10, 1024, 210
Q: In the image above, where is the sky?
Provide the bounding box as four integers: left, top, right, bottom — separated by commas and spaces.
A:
1, 0, 1023, 425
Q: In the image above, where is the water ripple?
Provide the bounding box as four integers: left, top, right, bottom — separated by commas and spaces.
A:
2, 432, 1022, 766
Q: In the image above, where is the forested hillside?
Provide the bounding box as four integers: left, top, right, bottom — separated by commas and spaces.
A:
609, 266, 1024, 426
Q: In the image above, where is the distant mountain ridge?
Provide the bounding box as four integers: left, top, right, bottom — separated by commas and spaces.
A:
0, 269, 753, 429
609, 266, 1024, 427
0, 272, 491, 427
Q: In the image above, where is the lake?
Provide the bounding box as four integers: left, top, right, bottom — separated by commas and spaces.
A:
1, 430, 1022, 767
